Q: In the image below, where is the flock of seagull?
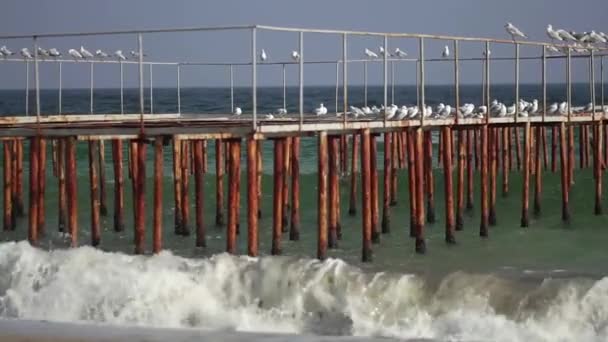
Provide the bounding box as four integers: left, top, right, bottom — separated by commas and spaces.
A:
0, 45, 144, 61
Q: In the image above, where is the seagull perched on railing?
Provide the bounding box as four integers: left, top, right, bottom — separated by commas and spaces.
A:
442, 45, 450, 58
547, 102, 559, 115
95, 49, 109, 59
20, 48, 33, 59
37, 47, 50, 59
276, 108, 288, 115
68, 49, 83, 60
259, 49, 267, 62
291, 50, 300, 62
130, 50, 147, 58
590, 31, 607, 44
546, 25, 563, 43
79, 46, 94, 59
555, 29, 577, 42
314, 103, 327, 116
379, 46, 391, 57
114, 50, 127, 61
394, 48, 407, 58
48, 48, 61, 58
505, 22, 527, 41
233, 107, 242, 116
364, 48, 378, 59
0, 46, 13, 58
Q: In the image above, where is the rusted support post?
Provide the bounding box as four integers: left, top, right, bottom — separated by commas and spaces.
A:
361, 129, 373, 261
502, 126, 510, 196
317, 133, 328, 260
489, 127, 497, 225
542, 127, 549, 170
479, 125, 489, 237
560, 123, 570, 222
28, 138, 40, 245
272, 138, 285, 255
57, 139, 67, 232
51, 140, 57, 178
153, 137, 163, 253
215, 139, 225, 226
466, 129, 474, 210
414, 128, 426, 253
551, 126, 558, 173
568, 126, 575, 186
88, 141, 101, 246
134, 140, 146, 254
227, 139, 241, 254
407, 130, 417, 237
515, 127, 522, 170
370, 134, 379, 243
172, 138, 183, 234
282, 137, 291, 231
290, 137, 301, 240
202, 140, 208, 173
442, 126, 456, 244
579, 125, 585, 169
180, 141, 190, 236
474, 128, 480, 171
66, 137, 78, 247
391, 132, 399, 205
257, 140, 263, 219
595, 122, 603, 215
38, 139, 46, 236
98, 141, 107, 216
534, 126, 543, 216
328, 136, 339, 248
247, 137, 259, 255
348, 134, 358, 216
521, 123, 531, 227
112, 140, 125, 232
382, 132, 391, 234
15, 140, 24, 217
194, 140, 205, 247
340, 135, 347, 176
3, 141, 13, 231
424, 131, 435, 223
456, 130, 465, 231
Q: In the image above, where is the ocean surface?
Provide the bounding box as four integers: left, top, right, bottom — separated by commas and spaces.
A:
0, 85, 607, 341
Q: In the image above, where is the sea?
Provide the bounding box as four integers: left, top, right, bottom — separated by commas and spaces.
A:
0, 84, 607, 342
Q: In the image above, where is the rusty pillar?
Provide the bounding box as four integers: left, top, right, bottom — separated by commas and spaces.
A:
317, 133, 328, 260
348, 133, 358, 216
361, 129, 373, 261
66, 137, 78, 247
88, 141, 101, 246
247, 137, 259, 256
153, 137, 163, 253
272, 138, 285, 255
112, 140, 125, 232
290, 137, 301, 241
226, 139, 241, 254
443, 126, 456, 244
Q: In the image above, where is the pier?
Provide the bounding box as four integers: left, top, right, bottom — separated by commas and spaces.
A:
0, 24, 607, 261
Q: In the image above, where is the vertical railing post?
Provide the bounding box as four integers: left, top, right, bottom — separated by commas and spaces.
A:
229, 64, 233, 114
138, 33, 144, 132
90, 62, 94, 114
601, 57, 605, 113
299, 31, 304, 128
591, 51, 596, 120
58, 62, 62, 114
177, 64, 181, 114
342, 33, 347, 126
33, 37, 40, 117
514, 43, 519, 123
419, 37, 425, 126
149, 64, 153, 114
542, 46, 547, 121
335, 62, 339, 115
282, 63, 286, 110
391, 60, 395, 105
25, 60, 29, 116
364, 61, 368, 107
567, 48, 572, 122
383, 35, 388, 125
485, 41, 491, 125
252, 27, 257, 130
454, 40, 459, 124
120, 61, 124, 114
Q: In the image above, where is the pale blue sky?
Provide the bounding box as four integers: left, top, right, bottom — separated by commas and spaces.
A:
0, 0, 606, 89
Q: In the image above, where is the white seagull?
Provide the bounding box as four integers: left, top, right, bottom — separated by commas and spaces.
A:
362, 106, 373, 115
95, 49, 109, 59
590, 31, 607, 44
259, 49, 267, 62
364, 48, 379, 59
407, 106, 419, 119
80, 46, 94, 59
394, 48, 407, 58
276, 108, 288, 115
547, 103, 559, 115
114, 50, 127, 61
0, 46, 14, 57
130, 50, 146, 58
379, 46, 391, 57
233, 107, 242, 116
37, 47, 50, 58
505, 22, 527, 40
442, 45, 450, 58
546, 25, 563, 43
350, 106, 365, 118
384, 104, 398, 119
291, 50, 300, 62
556, 29, 577, 42
314, 103, 327, 116
68, 49, 83, 60
20, 48, 33, 59
48, 48, 61, 58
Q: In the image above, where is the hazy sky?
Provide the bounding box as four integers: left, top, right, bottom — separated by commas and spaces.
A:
0, 0, 606, 89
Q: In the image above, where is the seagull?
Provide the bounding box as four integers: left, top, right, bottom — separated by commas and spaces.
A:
498, 104, 507, 117
546, 25, 563, 43
526, 99, 539, 115
556, 29, 577, 42
95, 49, 109, 59
442, 45, 450, 58
362, 106, 373, 115
547, 103, 559, 115
0, 46, 13, 58
276, 108, 288, 115
506, 104, 516, 116
233, 107, 242, 116
264, 114, 274, 120
407, 106, 419, 119
79, 46, 94, 59
505, 22, 527, 41
291, 50, 300, 62
364, 48, 379, 59
436, 103, 445, 114
441, 105, 453, 117
48, 48, 61, 58
558, 102, 568, 115
260, 49, 267, 62
379, 46, 391, 57
394, 48, 407, 58
68, 49, 83, 60
130, 50, 146, 58
371, 106, 381, 115
114, 50, 127, 61
314, 103, 327, 116
350, 106, 365, 117
396, 106, 409, 120
37, 47, 50, 59
20, 48, 33, 59
384, 104, 397, 119
459, 104, 474, 117
477, 106, 488, 116
590, 31, 607, 44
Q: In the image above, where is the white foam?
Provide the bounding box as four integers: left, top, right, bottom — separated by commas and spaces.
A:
0, 241, 607, 341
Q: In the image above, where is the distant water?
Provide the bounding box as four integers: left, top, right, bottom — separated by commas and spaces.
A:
0, 85, 607, 341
